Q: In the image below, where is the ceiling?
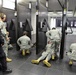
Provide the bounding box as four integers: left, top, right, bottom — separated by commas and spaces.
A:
18, 0, 47, 12
40, 0, 76, 12
18, 0, 36, 10
17, 0, 76, 12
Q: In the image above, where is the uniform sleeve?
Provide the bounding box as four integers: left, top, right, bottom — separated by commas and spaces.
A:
1, 23, 7, 37
17, 38, 21, 46
28, 37, 31, 45
1, 28, 7, 36
46, 31, 51, 39
57, 29, 61, 39
58, 31, 61, 38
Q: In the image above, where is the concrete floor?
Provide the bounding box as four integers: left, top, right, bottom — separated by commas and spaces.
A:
0, 34, 76, 75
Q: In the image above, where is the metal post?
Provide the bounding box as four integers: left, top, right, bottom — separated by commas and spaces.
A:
0, 0, 3, 12
36, 0, 39, 54
46, 0, 50, 30
15, 0, 19, 50
57, 0, 64, 9
60, 0, 68, 59
46, 0, 48, 26
29, 2, 32, 39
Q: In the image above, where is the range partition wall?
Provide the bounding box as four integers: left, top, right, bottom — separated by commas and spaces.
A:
36, 0, 50, 54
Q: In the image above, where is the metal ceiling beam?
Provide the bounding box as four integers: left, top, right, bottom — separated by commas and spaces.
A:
40, 2, 47, 10
57, 0, 64, 9
18, 3, 29, 9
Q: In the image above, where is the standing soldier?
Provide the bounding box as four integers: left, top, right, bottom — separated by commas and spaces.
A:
0, 13, 12, 62
0, 12, 12, 74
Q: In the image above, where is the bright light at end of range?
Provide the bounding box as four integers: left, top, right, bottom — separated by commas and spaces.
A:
0, 0, 2, 5
17, 0, 22, 3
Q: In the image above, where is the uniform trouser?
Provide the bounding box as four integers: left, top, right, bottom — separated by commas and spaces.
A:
0, 48, 7, 71
51, 40, 60, 52
20, 46, 30, 51
38, 41, 60, 61
38, 51, 53, 61
3, 44, 8, 57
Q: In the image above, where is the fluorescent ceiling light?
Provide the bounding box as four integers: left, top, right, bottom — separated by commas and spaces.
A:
9, 0, 15, 2
17, 0, 22, 3
0, 0, 2, 5
29, 0, 36, 2
29, 2, 32, 9
3, 0, 15, 10
46, 0, 48, 8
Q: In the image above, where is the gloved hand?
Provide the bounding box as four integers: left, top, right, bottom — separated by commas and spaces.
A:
6, 37, 10, 41
48, 41, 51, 44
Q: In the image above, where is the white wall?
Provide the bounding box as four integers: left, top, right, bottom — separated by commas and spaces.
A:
48, 17, 56, 29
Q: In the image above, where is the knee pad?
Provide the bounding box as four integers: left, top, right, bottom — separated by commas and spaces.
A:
42, 52, 48, 56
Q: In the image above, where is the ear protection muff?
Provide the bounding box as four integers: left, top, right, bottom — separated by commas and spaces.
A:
1, 16, 4, 19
